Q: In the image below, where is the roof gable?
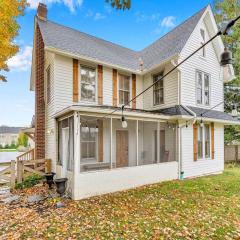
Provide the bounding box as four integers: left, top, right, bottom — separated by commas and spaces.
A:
36, 6, 208, 72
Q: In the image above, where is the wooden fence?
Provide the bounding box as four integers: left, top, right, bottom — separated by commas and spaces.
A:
0, 161, 16, 188
17, 159, 51, 183
225, 145, 240, 162
17, 148, 35, 161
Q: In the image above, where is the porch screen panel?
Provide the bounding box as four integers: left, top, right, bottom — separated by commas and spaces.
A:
67, 116, 74, 171
138, 121, 158, 165
80, 116, 111, 172
159, 122, 176, 162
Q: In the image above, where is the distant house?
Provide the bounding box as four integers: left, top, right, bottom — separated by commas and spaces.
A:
30, 4, 240, 200
0, 126, 22, 148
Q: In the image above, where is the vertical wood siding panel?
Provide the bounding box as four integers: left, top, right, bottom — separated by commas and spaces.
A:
73, 59, 78, 102
112, 69, 118, 106
193, 123, 198, 161
211, 122, 215, 159
98, 65, 103, 105
132, 74, 136, 109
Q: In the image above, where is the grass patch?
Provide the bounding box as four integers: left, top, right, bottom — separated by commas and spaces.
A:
1, 168, 240, 239
0, 149, 17, 152
15, 175, 43, 189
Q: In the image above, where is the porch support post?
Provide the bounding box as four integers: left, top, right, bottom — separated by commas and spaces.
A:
157, 121, 160, 163
73, 112, 80, 199
136, 120, 139, 166
110, 117, 113, 169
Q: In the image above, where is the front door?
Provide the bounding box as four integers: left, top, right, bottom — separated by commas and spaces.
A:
116, 130, 128, 167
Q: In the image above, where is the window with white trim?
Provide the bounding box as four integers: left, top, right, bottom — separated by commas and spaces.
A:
119, 74, 130, 105
200, 29, 206, 57
204, 124, 210, 158
196, 71, 210, 105
197, 124, 211, 160
80, 66, 96, 102
153, 72, 164, 105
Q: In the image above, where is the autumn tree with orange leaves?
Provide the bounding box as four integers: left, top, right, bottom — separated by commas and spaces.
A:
0, 0, 27, 82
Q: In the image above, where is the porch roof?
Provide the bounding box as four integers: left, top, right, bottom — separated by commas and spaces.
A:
53, 105, 240, 125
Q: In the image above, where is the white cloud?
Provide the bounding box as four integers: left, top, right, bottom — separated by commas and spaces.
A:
161, 16, 176, 28
85, 11, 106, 21
135, 12, 160, 23
7, 46, 32, 71
94, 13, 106, 21
27, 0, 83, 12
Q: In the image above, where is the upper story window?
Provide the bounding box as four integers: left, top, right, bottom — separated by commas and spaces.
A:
196, 71, 210, 106
119, 74, 130, 105
153, 72, 164, 106
200, 29, 206, 57
46, 66, 51, 104
80, 66, 96, 102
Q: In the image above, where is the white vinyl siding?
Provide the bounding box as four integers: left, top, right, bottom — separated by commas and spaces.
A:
180, 17, 223, 111
181, 123, 224, 178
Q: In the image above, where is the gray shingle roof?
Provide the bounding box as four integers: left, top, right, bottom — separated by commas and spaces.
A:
0, 126, 22, 134
37, 6, 207, 71
188, 106, 239, 122
152, 105, 191, 116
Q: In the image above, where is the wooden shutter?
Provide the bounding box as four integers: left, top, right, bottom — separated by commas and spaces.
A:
98, 65, 103, 105
132, 74, 136, 109
98, 120, 103, 162
73, 59, 78, 102
193, 123, 198, 161
112, 69, 118, 106
211, 122, 215, 159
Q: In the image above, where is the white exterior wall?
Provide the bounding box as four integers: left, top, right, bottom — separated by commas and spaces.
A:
181, 123, 224, 178
179, 15, 223, 111
103, 66, 113, 106
45, 52, 57, 171
143, 62, 179, 110
74, 162, 178, 200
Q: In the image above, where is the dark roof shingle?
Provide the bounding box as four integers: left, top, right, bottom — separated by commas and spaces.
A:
37, 7, 207, 71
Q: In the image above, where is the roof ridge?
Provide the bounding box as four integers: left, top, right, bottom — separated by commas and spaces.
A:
38, 18, 140, 54
38, 5, 208, 54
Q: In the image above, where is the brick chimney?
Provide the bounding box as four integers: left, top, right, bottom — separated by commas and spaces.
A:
37, 3, 47, 21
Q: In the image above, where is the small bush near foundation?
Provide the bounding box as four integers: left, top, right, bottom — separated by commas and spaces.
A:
15, 175, 43, 189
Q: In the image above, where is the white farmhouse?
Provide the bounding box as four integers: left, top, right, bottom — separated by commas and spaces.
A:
30, 4, 240, 200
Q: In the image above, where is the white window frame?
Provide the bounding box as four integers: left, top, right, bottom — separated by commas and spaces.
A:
200, 28, 206, 58
197, 123, 211, 160
79, 65, 97, 103
118, 73, 131, 107
196, 70, 210, 106
153, 72, 164, 106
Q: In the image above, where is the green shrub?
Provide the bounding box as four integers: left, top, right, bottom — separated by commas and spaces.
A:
15, 174, 43, 189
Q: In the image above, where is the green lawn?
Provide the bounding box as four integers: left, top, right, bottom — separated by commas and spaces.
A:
1, 166, 240, 239
0, 149, 17, 152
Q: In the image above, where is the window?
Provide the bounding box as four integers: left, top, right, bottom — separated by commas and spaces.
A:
80, 66, 96, 102
153, 72, 164, 105
197, 124, 211, 160
119, 74, 130, 105
200, 29, 206, 57
198, 126, 203, 159
205, 124, 210, 158
46, 66, 51, 104
196, 71, 210, 105
81, 124, 97, 161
